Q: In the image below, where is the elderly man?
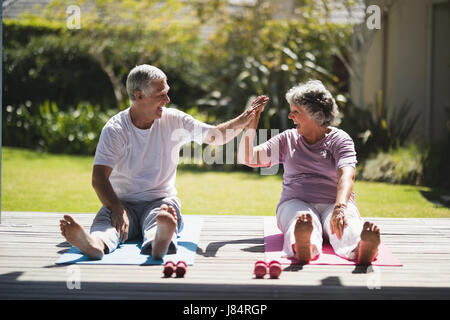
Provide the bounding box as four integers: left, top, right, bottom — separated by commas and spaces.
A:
60, 64, 265, 260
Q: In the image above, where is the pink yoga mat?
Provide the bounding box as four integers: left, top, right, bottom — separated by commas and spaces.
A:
264, 216, 402, 266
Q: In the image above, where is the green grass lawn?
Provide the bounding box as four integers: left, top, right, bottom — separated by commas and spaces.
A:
2, 147, 449, 217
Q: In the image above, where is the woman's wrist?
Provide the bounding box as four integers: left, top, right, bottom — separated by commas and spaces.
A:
334, 203, 347, 210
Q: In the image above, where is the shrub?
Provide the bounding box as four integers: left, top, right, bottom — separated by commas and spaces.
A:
3, 13, 204, 114
340, 99, 421, 161
360, 144, 424, 185
422, 134, 450, 188
3, 20, 117, 111
3, 101, 115, 155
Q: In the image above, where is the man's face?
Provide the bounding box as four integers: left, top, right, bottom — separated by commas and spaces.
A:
136, 79, 170, 119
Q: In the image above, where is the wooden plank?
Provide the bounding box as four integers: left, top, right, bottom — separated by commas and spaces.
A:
1, 212, 450, 299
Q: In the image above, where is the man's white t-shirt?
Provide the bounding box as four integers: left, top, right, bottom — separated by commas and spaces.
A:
93, 107, 214, 202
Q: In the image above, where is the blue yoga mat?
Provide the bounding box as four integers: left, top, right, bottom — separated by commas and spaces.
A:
56, 215, 203, 266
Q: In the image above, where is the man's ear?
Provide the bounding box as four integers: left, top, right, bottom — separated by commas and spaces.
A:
135, 90, 143, 100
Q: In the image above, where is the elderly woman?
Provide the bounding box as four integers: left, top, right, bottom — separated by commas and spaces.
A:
239, 81, 380, 265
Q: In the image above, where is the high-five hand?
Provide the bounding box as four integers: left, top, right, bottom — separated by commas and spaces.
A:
241, 95, 269, 127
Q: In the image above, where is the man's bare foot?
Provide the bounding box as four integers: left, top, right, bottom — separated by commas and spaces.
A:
357, 221, 381, 265
59, 215, 104, 260
152, 205, 178, 260
293, 213, 314, 264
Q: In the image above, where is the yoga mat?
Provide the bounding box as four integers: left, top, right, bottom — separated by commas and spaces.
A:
56, 216, 203, 266
264, 216, 402, 266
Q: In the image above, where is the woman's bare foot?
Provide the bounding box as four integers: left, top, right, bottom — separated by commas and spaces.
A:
357, 221, 381, 265
59, 215, 104, 260
293, 213, 314, 264
152, 205, 178, 260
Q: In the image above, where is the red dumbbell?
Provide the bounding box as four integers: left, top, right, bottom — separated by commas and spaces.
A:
254, 260, 268, 279
175, 261, 187, 278
163, 261, 176, 278
269, 260, 282, 279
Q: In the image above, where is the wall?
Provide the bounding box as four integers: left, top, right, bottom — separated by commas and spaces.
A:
351, 0, 450, 143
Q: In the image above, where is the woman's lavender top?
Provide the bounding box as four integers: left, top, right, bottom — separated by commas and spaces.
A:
259, 127, 358, 210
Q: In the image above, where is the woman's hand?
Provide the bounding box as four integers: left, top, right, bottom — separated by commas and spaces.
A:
330, 204, 348, 240
249, 95, 269, 112
240, 95, 269, 128
237, 96, 270, 167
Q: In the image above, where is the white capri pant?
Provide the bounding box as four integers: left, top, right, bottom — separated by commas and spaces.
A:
276, 199, 364, 260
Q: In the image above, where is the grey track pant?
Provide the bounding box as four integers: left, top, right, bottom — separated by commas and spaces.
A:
89, 197, 184, 255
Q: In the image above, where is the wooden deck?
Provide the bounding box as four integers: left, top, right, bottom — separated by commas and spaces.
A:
1, 211, 450, 300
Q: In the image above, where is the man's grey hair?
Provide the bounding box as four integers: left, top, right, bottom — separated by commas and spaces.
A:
126, 64, 167, 101
285, 80, 339, 127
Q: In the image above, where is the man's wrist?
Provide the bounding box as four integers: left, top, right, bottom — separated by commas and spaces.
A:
109, 203, 125, 213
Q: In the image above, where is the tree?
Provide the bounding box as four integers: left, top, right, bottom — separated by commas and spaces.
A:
192, 0, 352, 130
30, 0, 203, 108
295, 0, 395, 109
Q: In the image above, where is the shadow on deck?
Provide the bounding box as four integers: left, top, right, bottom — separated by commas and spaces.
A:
1, 271, 450, 300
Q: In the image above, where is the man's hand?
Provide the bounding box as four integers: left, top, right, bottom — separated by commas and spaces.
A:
239, 95, 269, 128
330, 205, 348, 240
111, 207, 130, 243
204, 95, 269, 145
92, 165, 130, 243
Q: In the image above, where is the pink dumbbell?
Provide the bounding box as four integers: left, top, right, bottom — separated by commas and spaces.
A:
175, 261, 187, 278
254, 260, 268, 279
269, 260, 282, 279
163, 261, 176, 277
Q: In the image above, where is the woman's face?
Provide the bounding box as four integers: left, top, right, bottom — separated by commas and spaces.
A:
288, 104, 317, 135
